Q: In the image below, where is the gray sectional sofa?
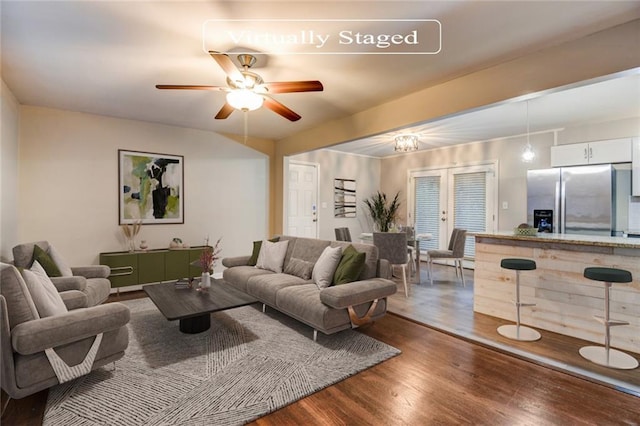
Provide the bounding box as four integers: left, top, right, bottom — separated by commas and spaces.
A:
222, 236, 398, 340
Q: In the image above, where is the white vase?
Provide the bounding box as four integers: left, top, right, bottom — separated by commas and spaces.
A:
200, 272, 211, 289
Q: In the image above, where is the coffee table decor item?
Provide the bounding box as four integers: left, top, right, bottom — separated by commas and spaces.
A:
198, 236, 222, 292
43, 298, 400, 426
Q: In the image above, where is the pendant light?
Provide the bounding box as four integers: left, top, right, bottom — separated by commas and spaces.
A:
522, 101, 536, 163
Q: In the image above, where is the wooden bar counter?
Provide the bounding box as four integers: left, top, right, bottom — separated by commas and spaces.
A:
473, 232, 640, 354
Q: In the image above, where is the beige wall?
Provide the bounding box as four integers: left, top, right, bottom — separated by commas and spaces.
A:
17, 106, 269, 268
1, 81, 20, 261
272, 19, 640, 234
288, 150, 381, 240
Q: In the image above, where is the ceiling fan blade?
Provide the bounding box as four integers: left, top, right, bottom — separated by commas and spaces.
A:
156, 85, 227, 91
263, 97, 301, 121
263, 81, 324, 93
214, 103, 235, 119
209, 51, 244, 85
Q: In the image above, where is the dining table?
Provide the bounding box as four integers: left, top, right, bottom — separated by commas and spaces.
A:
358, 232, 433, 282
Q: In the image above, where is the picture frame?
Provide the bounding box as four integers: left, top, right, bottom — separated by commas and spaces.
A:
334, 178, 356, 218
118, 149, 184, 224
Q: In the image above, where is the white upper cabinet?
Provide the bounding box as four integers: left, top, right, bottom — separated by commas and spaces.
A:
550, 138, 633, 167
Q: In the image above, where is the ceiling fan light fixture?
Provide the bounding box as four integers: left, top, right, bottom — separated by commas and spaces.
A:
394, 134, 419, 152
226, 89, 264, 112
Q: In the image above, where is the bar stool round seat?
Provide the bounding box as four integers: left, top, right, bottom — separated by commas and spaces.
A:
579, 267, 637, 370
497, 258, 541, 342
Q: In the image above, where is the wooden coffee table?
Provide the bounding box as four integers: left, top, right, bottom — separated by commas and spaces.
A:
143, 280, 258, 334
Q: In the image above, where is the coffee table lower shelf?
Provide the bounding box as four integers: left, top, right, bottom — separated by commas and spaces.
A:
143, 280, 258, 334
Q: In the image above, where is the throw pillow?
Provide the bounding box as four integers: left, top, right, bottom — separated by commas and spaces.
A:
333, 245, 367, 285
22, 261, 68, 317
33, 245, 62, 277
312, 245, 343, 289
256, 240, 290, 273
284, 257, 315, 280
248, 237, 280, 266
48, 245, 73, 277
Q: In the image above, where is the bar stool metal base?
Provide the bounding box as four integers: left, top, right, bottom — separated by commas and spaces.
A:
579, 346, 638, 370
497, 324, 541, 341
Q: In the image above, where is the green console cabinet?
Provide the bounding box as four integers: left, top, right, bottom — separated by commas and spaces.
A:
100, 246, 208, 290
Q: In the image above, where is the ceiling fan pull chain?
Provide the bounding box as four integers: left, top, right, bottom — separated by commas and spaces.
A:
244, 111, 248, 144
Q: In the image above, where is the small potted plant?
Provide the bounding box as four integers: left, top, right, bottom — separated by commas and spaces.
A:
363, 191, 401, 232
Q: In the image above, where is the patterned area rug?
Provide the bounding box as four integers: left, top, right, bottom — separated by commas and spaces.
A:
44, 298, 400, 425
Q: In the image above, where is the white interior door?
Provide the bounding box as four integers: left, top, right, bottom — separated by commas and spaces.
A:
287, 162, 318, 237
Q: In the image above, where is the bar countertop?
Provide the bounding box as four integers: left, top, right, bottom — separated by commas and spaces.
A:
472, 231, 640, 250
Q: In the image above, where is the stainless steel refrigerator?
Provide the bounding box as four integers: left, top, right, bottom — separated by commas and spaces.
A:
526, 164, 631, 236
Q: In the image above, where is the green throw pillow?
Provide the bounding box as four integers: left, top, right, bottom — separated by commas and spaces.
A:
333, 245, 366, 285
248, 237, 280, 266
33, 245, 62, 277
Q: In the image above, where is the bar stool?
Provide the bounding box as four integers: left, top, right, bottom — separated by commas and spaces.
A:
579, 267, 638, 370
497, 258, 541, 341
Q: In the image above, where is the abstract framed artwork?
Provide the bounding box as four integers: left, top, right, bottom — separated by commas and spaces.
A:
334, 178, 356, 218
118, 150, 184, 224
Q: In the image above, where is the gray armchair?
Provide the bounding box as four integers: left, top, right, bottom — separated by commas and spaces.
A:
13, 241, 111, 306
0, 263, 129, 399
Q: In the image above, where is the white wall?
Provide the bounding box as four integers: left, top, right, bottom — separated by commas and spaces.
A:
288, 150, 381, 241
0, 81, 20, 262
18, 106, 268, 269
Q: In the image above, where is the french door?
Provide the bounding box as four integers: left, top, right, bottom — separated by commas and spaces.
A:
409, 164, 496, 258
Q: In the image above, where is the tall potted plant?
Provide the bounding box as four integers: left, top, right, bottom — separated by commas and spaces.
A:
363, 191, 401, 232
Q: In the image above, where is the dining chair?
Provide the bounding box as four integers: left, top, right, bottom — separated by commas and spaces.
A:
426, 228, 467, 286
404, 226, 417, 276
334, 227, 352, 242
373, 232, 410, 297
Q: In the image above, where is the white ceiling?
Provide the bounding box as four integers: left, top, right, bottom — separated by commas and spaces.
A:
2, 1, 640, 155
329, 70, 640, 157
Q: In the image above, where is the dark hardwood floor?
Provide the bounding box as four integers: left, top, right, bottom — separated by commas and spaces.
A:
3, 274, 639, 425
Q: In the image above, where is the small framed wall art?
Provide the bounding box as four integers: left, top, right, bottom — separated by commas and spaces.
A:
118, 150, 184, 224
334, 178, 356, 218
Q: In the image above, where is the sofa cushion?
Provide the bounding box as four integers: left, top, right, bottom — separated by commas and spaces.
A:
284, 257, 315, 280
256, 240, 289, 273
333, 245, 366, 285
223, 266, 273, 293
246, 273, 309, 307
22, 261, 68, 318
287, 237, 331, 266
312, 246, 343, 289
331, 241, 378, 280
48, 245, 73, 277
248, 237, 280, 266
0, 263, 40, 329
33, 245, 62, 277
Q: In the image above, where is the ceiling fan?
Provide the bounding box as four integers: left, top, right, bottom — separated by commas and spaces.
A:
156, 51, 323, 121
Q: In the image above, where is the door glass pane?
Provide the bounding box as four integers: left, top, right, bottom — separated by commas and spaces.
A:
414, 176, 440, 251
453, 172, 486, 257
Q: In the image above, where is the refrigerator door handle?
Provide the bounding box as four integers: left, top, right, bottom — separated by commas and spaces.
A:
555, 181, 561, 234
560, 181, 566, 233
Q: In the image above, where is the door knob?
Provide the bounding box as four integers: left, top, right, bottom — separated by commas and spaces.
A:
441, 217, 446, 222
